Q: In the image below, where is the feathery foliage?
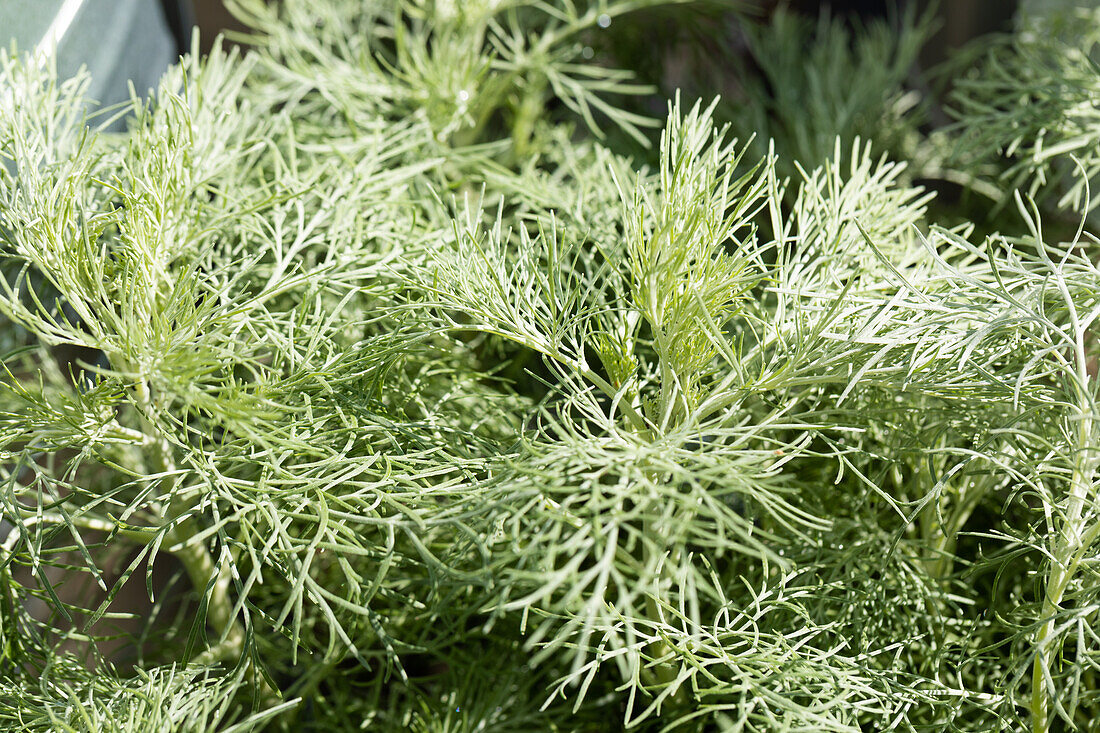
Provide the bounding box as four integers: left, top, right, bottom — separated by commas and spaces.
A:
1, 1, 1100, 731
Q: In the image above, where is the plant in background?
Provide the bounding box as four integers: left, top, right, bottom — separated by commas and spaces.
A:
725, 5, 934, 180
1, 1, 1099, 732
950, 5, 1100, 217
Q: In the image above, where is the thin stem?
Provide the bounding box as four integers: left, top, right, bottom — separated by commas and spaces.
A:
1031, 306, 1097, 732
0, 512, 151, 555
133, 377, 246, 663
510, 79, 546, 161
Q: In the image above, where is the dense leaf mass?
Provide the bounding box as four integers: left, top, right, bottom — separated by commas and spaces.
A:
1, 1, 1099, 731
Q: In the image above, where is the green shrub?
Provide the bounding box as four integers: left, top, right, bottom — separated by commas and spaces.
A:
1, 2, 1098, 730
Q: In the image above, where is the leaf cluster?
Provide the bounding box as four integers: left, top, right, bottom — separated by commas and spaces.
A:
1, 2, 1099, 732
